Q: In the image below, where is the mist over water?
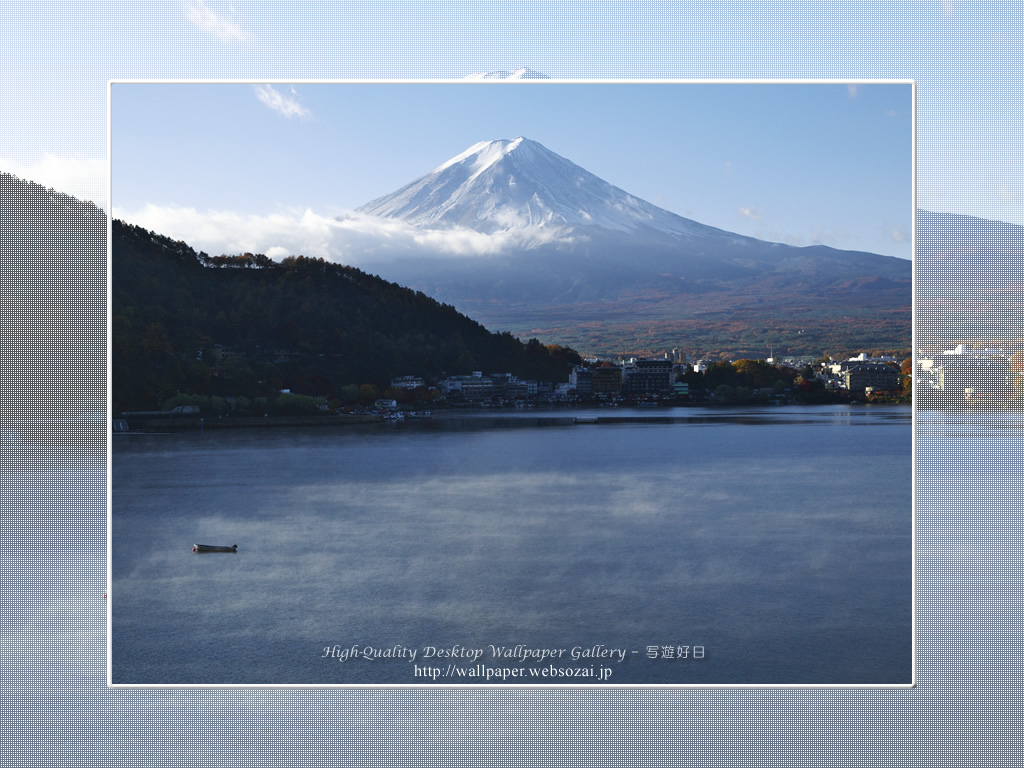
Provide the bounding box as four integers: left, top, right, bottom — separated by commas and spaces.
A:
111, 405, 912, 685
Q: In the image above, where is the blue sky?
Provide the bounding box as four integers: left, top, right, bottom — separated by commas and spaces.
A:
2, 2, 1020, 253
111, 80, 913, 262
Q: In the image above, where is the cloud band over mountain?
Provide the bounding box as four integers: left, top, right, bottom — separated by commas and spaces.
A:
111, 202, 576, 265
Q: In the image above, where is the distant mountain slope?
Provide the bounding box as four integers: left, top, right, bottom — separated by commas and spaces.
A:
916, 209, 1024, 352
111, 220, 579, 412
0, 172, 107, 420
353, 138, 912, 358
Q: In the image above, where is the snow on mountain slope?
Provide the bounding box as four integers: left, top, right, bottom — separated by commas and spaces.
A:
346, 137, 909, 356
355, 137, 730, 240
463, 67, 550, 79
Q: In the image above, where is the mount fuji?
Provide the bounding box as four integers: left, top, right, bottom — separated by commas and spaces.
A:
463, 67, 550, 80
353, 137, 911, 357
358, 136, 724, 240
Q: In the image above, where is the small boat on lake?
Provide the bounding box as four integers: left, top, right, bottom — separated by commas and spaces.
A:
192, 544, 238, 553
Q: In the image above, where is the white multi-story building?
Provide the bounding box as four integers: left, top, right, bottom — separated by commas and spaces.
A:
390, 375, 425, 390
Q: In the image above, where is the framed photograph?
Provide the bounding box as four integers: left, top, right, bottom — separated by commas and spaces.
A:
108, 80, 914, 687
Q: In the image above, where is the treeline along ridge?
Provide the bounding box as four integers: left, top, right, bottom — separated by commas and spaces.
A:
111, 220, 581, 413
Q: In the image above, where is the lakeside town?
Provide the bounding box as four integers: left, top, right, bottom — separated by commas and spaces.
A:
99, 339, 1024, 437
390, 350, 909, 408
915, 343, 1024, 408
115, 348, 917, 431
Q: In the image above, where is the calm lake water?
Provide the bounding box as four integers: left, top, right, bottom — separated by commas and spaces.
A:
110, 404, 912, 686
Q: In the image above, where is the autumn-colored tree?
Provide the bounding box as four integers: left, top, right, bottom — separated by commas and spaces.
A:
900, 357, 914, 392
1008, 353, 1024, 395
733, 359, 779, 389
358, 383, 379, 403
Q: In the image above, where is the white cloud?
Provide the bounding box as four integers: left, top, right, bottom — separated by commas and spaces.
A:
111, 204, 574, 266
738, 206, 763, 222
183, 0, 245, 41
0, 153, 107, 210
253, 84, 312, 119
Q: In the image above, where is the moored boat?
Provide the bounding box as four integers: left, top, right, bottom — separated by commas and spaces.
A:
192, 544, 238, 553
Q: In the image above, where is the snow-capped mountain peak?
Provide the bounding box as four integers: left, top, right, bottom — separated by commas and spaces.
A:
356, 137, 727, 240
463, 67, 550, 80
433, 136, 525, 178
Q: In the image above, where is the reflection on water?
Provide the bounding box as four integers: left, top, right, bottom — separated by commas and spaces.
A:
111, 404, 912, 685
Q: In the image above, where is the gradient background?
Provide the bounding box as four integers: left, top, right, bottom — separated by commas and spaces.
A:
1, 2, 1018, 765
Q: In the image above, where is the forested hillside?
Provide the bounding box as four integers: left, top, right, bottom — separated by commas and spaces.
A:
0, 172, 106, 422
112, 220, 580, 412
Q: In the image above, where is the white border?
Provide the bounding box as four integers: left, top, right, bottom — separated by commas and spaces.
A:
107, 78, 917, 690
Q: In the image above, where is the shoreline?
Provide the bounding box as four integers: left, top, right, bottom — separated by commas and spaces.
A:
115, 412, 382, 433
113, 400, 915, 435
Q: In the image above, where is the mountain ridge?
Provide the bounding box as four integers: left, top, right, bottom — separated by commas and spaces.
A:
351, 137, 912, 357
